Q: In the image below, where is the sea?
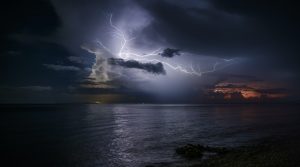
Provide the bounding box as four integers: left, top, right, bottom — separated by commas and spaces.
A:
1, 104, 300, 167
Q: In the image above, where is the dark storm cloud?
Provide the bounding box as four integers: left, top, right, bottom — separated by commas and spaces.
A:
0, 0, 70, 83
43, 64, 81, 71
18, 86, 53, 91
67, 56, 90, 65
108, 58, 166, 74
0, 86, 53, 92
137, 0, 300, 70
212, 0, 300, 58
1, 0, 132, 103
159, 48, 181, 58
0, 38, 91, 88
0, 0, 61, 44
0, 0, 97, 94
136, 0, 253, 57
133, 0, 300, 99
1, 0, 299, 103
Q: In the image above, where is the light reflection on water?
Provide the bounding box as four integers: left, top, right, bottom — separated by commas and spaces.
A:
1, 104, 300, 167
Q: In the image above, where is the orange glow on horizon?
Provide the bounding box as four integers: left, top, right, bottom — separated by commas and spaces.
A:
213, 81, 288, 100
240, 90, 261, 99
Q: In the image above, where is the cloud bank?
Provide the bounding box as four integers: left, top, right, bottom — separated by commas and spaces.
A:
108, 58, 166, 75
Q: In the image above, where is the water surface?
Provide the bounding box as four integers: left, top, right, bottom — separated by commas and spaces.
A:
1, 104, 299, 166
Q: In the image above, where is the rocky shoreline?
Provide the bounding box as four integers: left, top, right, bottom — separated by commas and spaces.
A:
146, 138, 300, 167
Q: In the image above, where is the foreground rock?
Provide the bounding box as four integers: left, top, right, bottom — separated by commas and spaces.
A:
146, 138, 300, 167
175, 144, 228, 159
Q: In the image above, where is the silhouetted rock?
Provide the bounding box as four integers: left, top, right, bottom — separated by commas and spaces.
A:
176, 144, 205, 159
176, 144, 228, 159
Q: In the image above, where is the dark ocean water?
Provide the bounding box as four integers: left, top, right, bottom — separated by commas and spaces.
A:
1, 104, 300, 167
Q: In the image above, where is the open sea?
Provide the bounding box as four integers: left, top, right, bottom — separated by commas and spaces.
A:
1, 104, 300, 167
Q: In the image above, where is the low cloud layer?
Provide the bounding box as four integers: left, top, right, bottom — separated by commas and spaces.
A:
43, 64, 80, 71
19, 86, 53, 91
108, 58, 166, 75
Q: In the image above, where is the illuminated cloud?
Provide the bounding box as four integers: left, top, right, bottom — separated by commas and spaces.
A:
211, 80, 288, 100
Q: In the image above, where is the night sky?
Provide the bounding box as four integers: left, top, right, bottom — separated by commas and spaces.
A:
1, 0, 299, 103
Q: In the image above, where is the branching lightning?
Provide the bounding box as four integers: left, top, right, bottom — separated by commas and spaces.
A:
96, 14, 235, 77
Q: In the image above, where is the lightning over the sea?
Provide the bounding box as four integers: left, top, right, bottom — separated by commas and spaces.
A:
92, 14, 235, 77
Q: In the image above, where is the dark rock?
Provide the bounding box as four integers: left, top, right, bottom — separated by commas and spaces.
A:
204, 146, 229, 154
176, 144, 205, 159
175, 144, 229, 159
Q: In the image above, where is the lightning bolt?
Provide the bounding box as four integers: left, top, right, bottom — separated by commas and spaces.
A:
96, 14, 235, 77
